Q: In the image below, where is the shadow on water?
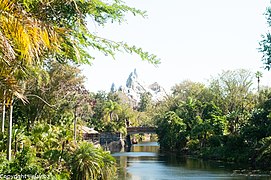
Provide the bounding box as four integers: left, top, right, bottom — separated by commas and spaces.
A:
112, 141, 271, 180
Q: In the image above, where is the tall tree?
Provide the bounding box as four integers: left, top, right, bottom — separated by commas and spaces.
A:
259, 4, 271, 70
7, 99, 13, 161
209, 69, 256, 134
156, 111, 187, 151
255, 71, 263, 93
1, 0, 160, 161
138, 92, 152, 112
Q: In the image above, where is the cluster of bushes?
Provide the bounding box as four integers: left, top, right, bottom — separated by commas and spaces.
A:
155, 75, 271, 170
0, 123, 117, 179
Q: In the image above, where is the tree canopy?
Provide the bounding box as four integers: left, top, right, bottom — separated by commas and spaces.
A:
0, 0, 160, 101
259, 4, 271, 70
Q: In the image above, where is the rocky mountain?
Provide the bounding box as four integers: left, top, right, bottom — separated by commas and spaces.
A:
110, 69, 167, 107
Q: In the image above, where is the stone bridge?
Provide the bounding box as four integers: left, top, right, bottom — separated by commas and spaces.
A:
126, 126, 156, 135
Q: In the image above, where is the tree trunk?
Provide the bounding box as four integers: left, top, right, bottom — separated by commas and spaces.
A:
258, 77, 260, 93
74, 107, 77, 144
14, 132, 17, 156
1, 90, 6, 133
7, 99, 13, 161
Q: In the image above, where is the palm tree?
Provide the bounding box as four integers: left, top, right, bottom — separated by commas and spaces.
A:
70, 142, 117, 180
0, 0, 63, 160
0, 0, 157, 162
71, 142, 102, 180
0, 0, 62, 96
100, 150, 117, 180
102, 100, 122, 123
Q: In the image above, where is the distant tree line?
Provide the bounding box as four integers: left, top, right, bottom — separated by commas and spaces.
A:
155, 70, 271, 169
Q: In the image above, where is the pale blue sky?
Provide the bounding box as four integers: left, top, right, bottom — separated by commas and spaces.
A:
83, 0, 271, 92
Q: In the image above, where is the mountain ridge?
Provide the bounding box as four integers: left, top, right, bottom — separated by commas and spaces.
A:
110, 69, 167, 107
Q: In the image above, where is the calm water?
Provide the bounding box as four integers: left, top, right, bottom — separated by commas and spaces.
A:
112, 141, 271, 180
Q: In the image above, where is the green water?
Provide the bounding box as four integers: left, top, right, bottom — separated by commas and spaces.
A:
112, 141, 271, 180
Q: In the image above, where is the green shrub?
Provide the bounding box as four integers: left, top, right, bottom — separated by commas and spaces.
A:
208, 135, 222, 147
2, 147, 44, 175
187, 139, 200, 152
70, 142, 117, 180
256, 136, 271, 169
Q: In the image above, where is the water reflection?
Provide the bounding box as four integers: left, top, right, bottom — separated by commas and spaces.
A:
112, 142, 270, 180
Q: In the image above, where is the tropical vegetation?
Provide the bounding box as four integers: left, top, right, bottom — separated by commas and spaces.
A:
2, 0, 271, 179
154, 70, 271, 170
0, 0, 159, 179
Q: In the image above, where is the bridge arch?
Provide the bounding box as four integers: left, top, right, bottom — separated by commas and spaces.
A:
125, 126, 156, 151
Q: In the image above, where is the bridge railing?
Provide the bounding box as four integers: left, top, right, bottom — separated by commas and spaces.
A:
126, 126, 156, 134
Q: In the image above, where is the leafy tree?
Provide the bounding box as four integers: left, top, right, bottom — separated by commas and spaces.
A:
171, 81, 215, 128
201, 102, 226, 136
256, 136, 271, 168
118, 104, 136, 128
89, 91, 135, 133
138, 92, 152, 112
88, 91, 108, 131
259, 3, 271, 70
156, 111, 187, 151
13, 62, 89, 129
0, 0, 160, 73
191, 116, 213, 148
241, 90, 271, 147
191, 102, 226, 148
1, 0, 160, 161
175, 97, 201, 132
209, 69, 256, 134
172, 80, 207, 101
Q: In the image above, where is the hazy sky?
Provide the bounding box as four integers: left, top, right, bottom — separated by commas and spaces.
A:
83, 0, 271, 92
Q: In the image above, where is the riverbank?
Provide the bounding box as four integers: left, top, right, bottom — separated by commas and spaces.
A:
113, 141, 271, 179
159, 146, 271, 177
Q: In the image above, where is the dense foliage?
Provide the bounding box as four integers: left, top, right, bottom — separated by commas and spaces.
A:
154, 70, 271, 169
0, 63, 119, 179
0, 0, 159, 179
2, 0, 271, 179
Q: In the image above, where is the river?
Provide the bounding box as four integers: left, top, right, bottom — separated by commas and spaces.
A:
112, 141, 271, 180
